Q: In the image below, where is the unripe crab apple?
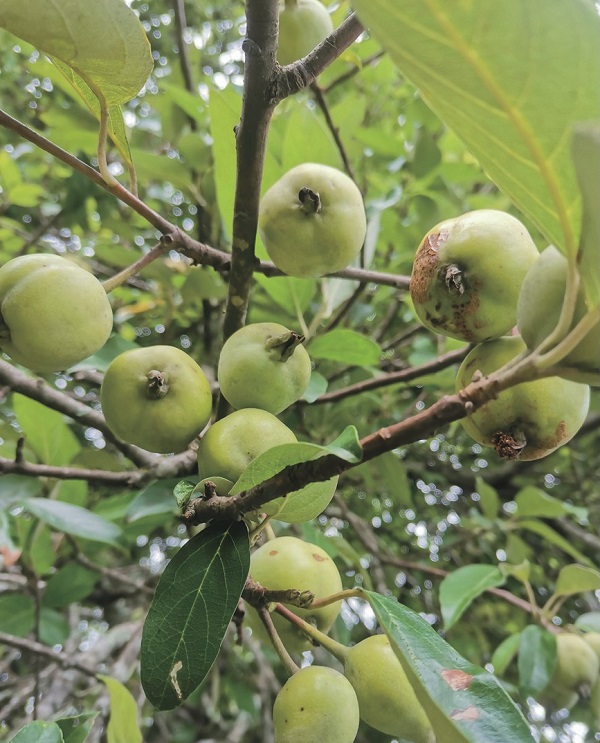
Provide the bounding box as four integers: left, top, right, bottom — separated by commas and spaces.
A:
196, 408, 297, 483
517, 245, 600, 380
410, 210, 539, 342
277, 0, 334, 66
547, 633, 600, 696
101, 345, 212, 454
258, 163, 367, 278
273, 665, 360, 743
456, 336, 590, 461
0, 253, 113, 372
343, 634, 434, 742
245, 536, 342, 655
218, 322, 311, 414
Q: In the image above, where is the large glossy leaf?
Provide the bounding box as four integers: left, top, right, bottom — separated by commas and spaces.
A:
352, 0, 600, 257
141, 521, 250, 710
439, 564, 505, 630
363, 590, 533, 743
98, 676, 142, 743
0, 0, 152, 106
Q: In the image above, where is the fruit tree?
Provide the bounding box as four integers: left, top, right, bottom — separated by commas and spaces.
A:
0, 1, 599, 742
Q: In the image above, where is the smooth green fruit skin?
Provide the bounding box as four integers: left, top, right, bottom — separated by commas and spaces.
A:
410, 210, 539, 342
259, 163, 367, 278
277, 0, 334, 66
273, 666, 360, 743
456, 336, 590, 461
517, 245, 600, 376
197, 408, 297, 482
344, 634, 434, 742
246, 536, 342, 654
101, 346, 212, 454
218, 322, 311, 414
585, 632, 600, 726
549, 633, 600, 692
0, 254, 113, 372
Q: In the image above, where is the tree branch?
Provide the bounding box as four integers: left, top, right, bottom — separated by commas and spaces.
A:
0, 631, 98, 678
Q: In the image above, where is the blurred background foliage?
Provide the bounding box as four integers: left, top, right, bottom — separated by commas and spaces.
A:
0, 1, 599, 742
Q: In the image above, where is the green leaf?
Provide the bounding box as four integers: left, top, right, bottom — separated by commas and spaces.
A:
514, 485, 587, 520
0, 593, 35, 636
39, 608, 70, 647
491, 633, 521, 676
439, 564, 505, 630
13, 394, 80, 466
55, 714, 98, 743
352, 0, 600, 256
572, 121, 600, 305
498, 560, 531, 586
308, 328, 381, 366
323, 425, 363, 463
172, 480, 197, 511
230, 443, 338, 524
302, 370, 328, 403
515, 519, 592, 565
554, 564, 600, 597
475, 477, 499, 521
125, 479, 182, 522
363, 590, 533, 743
140, 521, 250, 710
0, 0, 152, 106
281, 101, 342, 172
253, 273, 317, 317
43, 564, 99, 609
518, 625, 556, 696
9, 722, 64, 743
209, 87, 242, 239
22, 498, 124, 548
98, 675, 142, 743
574, 612, 600, 633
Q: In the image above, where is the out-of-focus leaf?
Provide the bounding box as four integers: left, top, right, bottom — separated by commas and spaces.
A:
475, 477, 500, 521
514, 486, 587, 520
518, 625, 556, 696
499, 561, 531, 586
440, 564, 505, 630
9, 722, 64, 743
491, 633, 521, 676
0, 593, 35, 636
13, 394, 79, 466
125, 479, 182, 522
575, 612, 600, 632
98, 675, 143, 743
515, 519, 591, 565
43, 564, 99, 609
253, 273, 317, 317
554, 564, 600, 597
55, 714, 98, 743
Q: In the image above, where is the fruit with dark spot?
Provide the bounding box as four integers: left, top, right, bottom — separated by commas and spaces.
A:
456, 336, 590, 460
517, 245, 600, 382
218, 322, 311, 414
410, 210, 539, 342
245, 536, 342, 654
277, 0, 334, 66
273, 665, 360, 743
0, 254, 113, 372
101, 345, 213, 453
259, 163, 366, 278
343, 634, 434, 742
196, 408, 297, 482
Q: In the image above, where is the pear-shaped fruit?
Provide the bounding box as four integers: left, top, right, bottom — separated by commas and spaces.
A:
0, 253, 113, 372
245, 536, 342, 654
277, 0, 334, 66
549, 633, 600, 695
344, 634, 434, 742
101, 345, 212, 453
517, 245, 600, 381
259, 163, 366, 278
456, 336, 590, 460
218, 322, 311, 413
410, 210, 539, 342
273, 665, 360, 743
196, 408, 297, 482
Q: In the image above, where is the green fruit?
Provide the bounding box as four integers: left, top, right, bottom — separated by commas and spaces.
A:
538, 682, 579, 712
549, 633, 600, 694
585, 632, 600, 660
0, 253, 113, 372
585, 633, 600, 723
277, 0, 334, 66
196, 408, 297, 482
517, 245, 600, 379
344, 634, 434, 742
273, 665, 360, 743
259, 163, 367, 278
456, 336, 590, 461
246, 536, 342, 654
218, 322, 311, 414
410, 210, 539, 342
101, 345, 212, 454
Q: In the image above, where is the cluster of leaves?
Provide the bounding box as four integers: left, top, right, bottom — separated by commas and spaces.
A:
0, 1, 599, 742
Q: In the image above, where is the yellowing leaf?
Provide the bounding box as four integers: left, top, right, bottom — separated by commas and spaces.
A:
98, 675, 142, 743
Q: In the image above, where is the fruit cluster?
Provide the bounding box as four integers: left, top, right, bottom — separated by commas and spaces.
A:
409, 209, 597, 461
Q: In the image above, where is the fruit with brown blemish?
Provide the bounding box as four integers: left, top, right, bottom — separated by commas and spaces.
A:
101, 345, 213, 453
0, 253, 113, 372
410, 209, 539, 342
277, 0, 334, 66
456, 336, 590, 460
273, 665, 360, 743
217, 322, 312, 414
258, 163, 367, 278
245, 536, 342, 654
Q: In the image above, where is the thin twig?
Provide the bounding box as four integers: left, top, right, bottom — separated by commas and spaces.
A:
0, 632, 98, 678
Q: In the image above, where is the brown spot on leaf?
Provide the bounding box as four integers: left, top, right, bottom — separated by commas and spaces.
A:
441, 669, 474, 690
451, 706, 480, 721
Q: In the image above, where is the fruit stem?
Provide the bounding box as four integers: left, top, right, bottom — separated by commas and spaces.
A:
265, 331, 305, 361
298, 187, 321, 214
274, 602, 350, 663
257, 606, 300, 676
146, 370, 169, 399
443, 263, 464, 294
535, 306, 600, 369
102, 241, 168, 293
